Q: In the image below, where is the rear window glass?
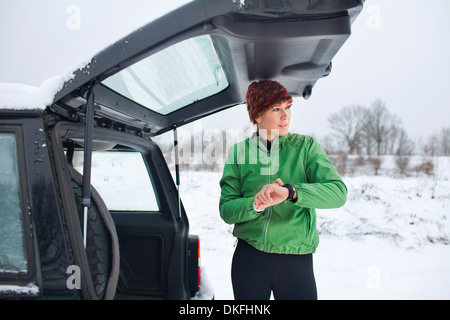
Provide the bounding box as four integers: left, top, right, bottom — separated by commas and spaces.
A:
102, 35, 228, 115
73, 150, 159, 212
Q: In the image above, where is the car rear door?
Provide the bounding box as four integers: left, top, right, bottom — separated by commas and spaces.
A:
52, 122, 190, 299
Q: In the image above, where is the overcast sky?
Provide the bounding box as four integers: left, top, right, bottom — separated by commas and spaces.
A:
1, 0, 449, 141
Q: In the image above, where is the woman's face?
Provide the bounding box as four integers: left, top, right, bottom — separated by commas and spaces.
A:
255, 101, 291, 140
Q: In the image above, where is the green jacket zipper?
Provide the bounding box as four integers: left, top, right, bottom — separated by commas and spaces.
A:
263, 147, 272, 252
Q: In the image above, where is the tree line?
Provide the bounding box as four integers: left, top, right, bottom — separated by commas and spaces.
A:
155, 98, 448, 175
321, 98, 449, 175
323, 98, 449, 157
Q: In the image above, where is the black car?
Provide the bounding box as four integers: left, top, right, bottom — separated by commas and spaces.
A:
0, 0, 364, 299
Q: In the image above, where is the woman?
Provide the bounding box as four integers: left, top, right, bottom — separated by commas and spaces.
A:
219, 80, 347, 300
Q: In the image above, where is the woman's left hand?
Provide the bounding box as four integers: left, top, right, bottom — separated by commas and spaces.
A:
254, 178, 289, 210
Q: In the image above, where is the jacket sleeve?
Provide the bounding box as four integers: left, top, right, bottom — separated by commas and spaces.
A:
293, 137, 347, 209
219, 145, 261, 225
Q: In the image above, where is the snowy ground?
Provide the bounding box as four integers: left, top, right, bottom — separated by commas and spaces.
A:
80, 149, 450, 300
179, 157, 450, 300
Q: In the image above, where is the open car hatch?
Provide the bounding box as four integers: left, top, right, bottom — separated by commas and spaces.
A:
53, 0, 365, 137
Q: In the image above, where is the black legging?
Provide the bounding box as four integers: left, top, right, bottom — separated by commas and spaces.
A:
231, 239, 317, 300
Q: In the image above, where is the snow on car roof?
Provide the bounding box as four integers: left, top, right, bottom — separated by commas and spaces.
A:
0, 62, 87, 111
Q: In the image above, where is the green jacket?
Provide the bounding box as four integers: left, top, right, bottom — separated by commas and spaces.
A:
219, 133, 347, 254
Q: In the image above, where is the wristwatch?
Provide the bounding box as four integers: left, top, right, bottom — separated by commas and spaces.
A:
282, 184, 295, 201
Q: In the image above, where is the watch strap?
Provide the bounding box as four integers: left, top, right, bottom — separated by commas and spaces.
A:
282, 184, 295, 201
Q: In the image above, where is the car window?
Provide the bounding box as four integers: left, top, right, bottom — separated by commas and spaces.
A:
0, 133, 27, 273
73, 150, 159, 212
101, 35, 228, 115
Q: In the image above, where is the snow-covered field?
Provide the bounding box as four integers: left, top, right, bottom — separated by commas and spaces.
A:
179, 157, 450, 300
67, 148, 450, 300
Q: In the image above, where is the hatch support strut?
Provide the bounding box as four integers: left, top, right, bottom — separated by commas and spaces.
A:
173, 125, 181, 220
81, 84, 96, 247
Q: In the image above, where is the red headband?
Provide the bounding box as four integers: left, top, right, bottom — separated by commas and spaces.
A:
249, 90, 292, 117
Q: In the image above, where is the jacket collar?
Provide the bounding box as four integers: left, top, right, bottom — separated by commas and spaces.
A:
250, 131, 289, 153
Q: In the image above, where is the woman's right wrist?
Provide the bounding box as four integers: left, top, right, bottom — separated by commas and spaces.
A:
253, 200, 264, 212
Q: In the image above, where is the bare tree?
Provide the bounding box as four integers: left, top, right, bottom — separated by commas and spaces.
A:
385, 115, 402, 155
360, 118, 375, 156
327, 105, 367, 154
395, 128, 415, 174
440, 127, 450, 156
363, 99, 398, 156
425, 126, 450, 156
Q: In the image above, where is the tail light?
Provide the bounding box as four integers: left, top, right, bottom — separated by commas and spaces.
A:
197, 237, 201, 291
188, 235, 201, 296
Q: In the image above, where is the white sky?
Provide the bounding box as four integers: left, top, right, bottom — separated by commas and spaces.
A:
1, 0, 449, 140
